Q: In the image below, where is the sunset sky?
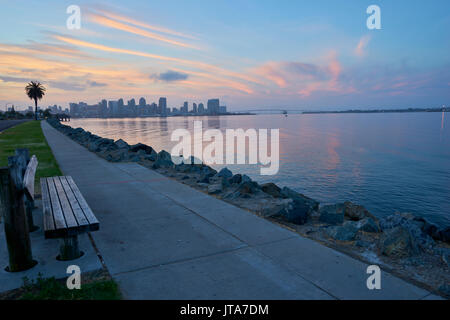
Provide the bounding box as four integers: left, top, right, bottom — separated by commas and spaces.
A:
0, 0, 449, 111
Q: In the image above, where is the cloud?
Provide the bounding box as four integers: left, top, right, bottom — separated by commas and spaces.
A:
0, 75, 30, 83
88, 13, 198, 49
251, 52, 345, 97
355, 35, 371, 57
150, 70, 188, 82
92, 9, 197, 40
88, 80, 107, 87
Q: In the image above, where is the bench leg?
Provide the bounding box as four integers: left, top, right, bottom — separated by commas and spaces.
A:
25, 200, 38, 232
59, 235, 82, 261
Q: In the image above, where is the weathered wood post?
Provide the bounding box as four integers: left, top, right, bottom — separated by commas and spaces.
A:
0, 156, 36, 272
15, 149, 38, 232
59, 236, 81, 261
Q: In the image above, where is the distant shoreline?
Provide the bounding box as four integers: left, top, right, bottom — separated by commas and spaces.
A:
302, 107, 449, 114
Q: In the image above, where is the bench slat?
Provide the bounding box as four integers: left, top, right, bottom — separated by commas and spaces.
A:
59, 176, 90, 227
47, 177, 67, 230
52, 176, 79, 229
40, 178, 55, 232
66, 176, 99, 226
24, 155, 38, 201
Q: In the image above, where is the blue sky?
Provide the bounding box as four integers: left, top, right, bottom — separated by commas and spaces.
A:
0, 0, 449, 110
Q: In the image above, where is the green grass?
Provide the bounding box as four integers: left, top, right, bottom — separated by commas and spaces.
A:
0, 120, 62, 192
18, 274, 122, 300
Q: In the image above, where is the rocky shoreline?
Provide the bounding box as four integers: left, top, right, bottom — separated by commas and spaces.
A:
47, 118, 450, 298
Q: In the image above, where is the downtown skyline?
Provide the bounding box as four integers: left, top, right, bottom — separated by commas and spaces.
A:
0, 0, 449, 111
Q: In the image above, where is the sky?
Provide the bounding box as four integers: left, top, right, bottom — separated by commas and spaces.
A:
0, 0, 449, 111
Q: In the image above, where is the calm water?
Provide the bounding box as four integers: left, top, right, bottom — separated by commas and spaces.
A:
69, 112, 450, 227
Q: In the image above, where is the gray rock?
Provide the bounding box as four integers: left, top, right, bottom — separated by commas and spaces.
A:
438, 284, 450, 298
201, 166, 217, 177
260, 183, 282, 198
380, 212, 435, 252
152, 150, 174, 169
237, 181, 260, 194
438, 227, 450, 243
319, 204, 345, 225
379, 226, 420, 258
241, 175, 252, 183
355, 240, 372, 248
130, 143, 154, 154
115, 139, 129, 149
217, 167, 233, 178
282, 198, 311, 225
357, 217, 380, 233
228, 174, 242, 184
207, 184, 223, 194
326, 222, 358, 241
280, 187, 319, 212
106, 149, 129, 162
344, 201, 375, 221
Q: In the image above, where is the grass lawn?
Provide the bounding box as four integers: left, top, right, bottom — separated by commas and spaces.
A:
0, 120, 61, 193
0, 270, 122, 300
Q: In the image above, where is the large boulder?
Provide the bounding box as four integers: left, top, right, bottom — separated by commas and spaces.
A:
326, 221, 359, 241
217, 167, 233, 178
356, 217, 380, 233
344, 201, 375, 221
207, 184, 223, 195
379, 212, 435, 252
280, 187, 319, 212
282, 199, 312, 225
106, 149, 129, 162
438, 227, 450, 243
115, 139, 129, 149
88, 137, 116, 152
261, 183, 282, 198
152, 150, 174, 169
319, 204, 345, 225
237, 181, 260, 195
228, 174, 242, 185
379, 226, 420, 258
129, 143, 154, 154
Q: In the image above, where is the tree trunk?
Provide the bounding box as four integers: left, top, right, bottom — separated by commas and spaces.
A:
34, 98, 38, 121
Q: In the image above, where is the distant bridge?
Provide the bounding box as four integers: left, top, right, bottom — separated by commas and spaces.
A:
232, 108, 307, 114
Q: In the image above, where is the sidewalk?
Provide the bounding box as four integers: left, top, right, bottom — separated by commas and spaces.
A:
40, 120, 440, 299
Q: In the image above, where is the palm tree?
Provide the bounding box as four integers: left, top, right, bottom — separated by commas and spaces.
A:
25, 81, 46, 120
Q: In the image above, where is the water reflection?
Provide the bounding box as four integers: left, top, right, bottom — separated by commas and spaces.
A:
68, 113, 450, 226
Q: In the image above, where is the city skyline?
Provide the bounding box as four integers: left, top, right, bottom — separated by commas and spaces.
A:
0, 1, 449, 110
68, 96, 227, 118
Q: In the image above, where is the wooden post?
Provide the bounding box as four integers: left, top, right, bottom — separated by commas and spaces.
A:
0, 162, 36, 272
15, 149, 37, 232
59, 235, 82, 261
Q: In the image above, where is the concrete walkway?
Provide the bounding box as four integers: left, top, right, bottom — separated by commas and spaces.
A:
40, 121, 439, 300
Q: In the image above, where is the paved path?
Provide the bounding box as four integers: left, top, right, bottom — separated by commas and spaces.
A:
0, 119, 30, 132
40, 121, 440, 300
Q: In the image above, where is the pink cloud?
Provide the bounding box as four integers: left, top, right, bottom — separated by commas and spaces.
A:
355, 35, 371, 57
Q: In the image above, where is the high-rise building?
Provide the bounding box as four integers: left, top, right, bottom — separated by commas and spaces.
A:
193, 103, 197, 114
159, 97, 167, 116
198, 103, 205, 114
139, 97, 146, 106
207, 99, 220, 114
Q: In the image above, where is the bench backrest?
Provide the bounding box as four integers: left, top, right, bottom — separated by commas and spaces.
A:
23, 155, 38, 201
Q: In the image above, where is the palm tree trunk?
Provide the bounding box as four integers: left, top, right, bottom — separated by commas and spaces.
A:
34, 98, 37, 120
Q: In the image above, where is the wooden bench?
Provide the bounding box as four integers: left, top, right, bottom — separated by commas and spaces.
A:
40, 176, 99, 260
